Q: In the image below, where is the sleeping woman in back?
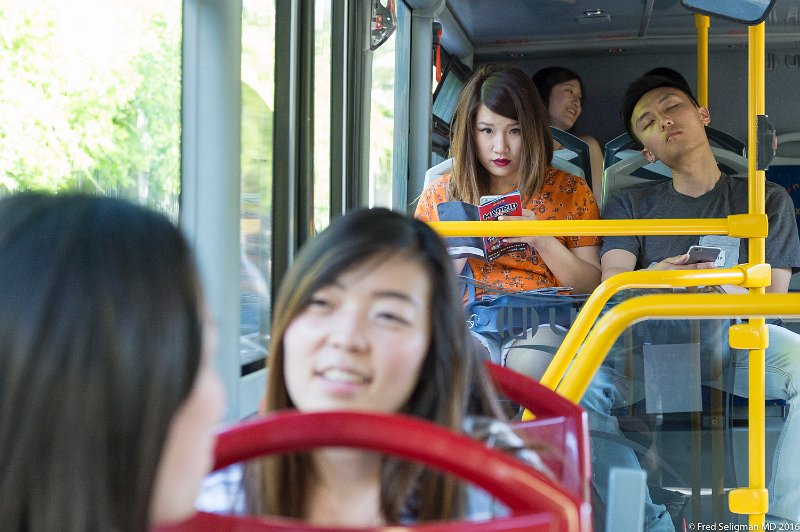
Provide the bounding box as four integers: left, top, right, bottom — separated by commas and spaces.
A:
199, 207, 548, 526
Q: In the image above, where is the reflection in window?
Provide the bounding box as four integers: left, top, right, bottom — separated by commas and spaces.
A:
0, 0, 182, 219
240, 0, 275, 374
368, 22, 396, 208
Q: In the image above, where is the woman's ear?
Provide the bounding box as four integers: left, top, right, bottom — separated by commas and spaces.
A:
641, 148, 657, 163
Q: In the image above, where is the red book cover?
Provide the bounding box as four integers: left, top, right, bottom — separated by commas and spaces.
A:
478, 190, 529, 260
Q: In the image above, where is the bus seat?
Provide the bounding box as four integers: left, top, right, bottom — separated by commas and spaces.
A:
156, 410, 588, 532
485, 362, 592, 507
601, 129, 748, 210
552, 149, 585, 179
422, 127, 591, 191
766, 131, 800, 291
604, 128, 746, 171
423, 157, 454, 188
601, 146, 748, 211
550, 127, 590, 182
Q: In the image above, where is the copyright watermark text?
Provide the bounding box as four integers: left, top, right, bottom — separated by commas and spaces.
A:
688, 523, 800, 531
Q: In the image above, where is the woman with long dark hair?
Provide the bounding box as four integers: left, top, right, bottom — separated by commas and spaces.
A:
0, 193, 224, 531
242, 207, 517, 526
416, 64, 601, 367
532, 66, 604, 202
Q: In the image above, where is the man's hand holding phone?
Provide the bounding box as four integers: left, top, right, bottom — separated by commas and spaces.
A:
686, 245, 722, 265
649, 246, 722, 271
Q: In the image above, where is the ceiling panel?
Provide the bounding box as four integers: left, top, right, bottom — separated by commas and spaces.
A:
441, 0, 800, 60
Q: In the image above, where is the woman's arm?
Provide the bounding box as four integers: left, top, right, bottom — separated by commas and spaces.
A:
579, 134, 604, 206
530, 238, 601, 294
451, 257, 469, 275
501, 208, 600, 294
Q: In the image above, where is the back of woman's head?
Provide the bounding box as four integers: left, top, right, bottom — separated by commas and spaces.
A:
449, 64, 553, 204
531, 66, 585, 109
0, 193, 204, 532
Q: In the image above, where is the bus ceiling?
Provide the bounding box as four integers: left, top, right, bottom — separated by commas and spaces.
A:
429, 0, 800, 61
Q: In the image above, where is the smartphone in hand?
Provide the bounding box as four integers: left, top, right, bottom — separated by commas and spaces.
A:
686, 245, 722, 264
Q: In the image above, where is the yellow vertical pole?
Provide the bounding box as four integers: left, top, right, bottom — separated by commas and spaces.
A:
695, 14, 710, 107
747, 21, 767, 529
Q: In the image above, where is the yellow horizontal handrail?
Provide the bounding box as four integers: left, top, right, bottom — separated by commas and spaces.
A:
538, 266, 759, 391
555, 293, 800, 404
428, 214, 767, 238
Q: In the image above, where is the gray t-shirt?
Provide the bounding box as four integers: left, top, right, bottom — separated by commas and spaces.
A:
601, 174, 800, 272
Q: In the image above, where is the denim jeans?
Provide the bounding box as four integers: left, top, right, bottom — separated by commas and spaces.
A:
581, 323, 800, 530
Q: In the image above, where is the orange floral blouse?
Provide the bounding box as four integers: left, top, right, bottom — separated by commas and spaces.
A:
414, 168, 601, 298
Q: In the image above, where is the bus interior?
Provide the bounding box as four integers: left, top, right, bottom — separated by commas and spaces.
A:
4, 0, 800, 530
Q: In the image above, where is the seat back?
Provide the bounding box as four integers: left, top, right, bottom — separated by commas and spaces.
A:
422, 129, 589, 191
601, 129, 748, 210
766, 132, 800, 291
550, 127, 590, 181
156, 411, 589, 532
485, 362, 592, 507
604, 128, 746, 170
423, 157, 454, 188
552, 149, 586, 178
602, 145, 748, 210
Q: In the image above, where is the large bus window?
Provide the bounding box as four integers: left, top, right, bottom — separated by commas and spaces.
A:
314, 0, 332, 232
240, 0, 274, 375
367, 19, 396, 208
0, 0, 182, 219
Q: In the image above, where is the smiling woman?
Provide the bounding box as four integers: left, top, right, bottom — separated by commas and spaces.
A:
282, 258, 431, 415
531, 66, 604, 203
235, 207, 511, 526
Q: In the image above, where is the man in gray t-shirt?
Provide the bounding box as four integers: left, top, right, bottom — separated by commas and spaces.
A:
602, 173, 800, 272
601, 174, 800, 274
584, 74, 800, 530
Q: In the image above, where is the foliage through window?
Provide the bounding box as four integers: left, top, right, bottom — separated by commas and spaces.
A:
0, 0, 182, 218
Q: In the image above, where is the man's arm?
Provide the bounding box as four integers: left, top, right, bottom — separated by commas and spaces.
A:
768, 267, 792, 293
601, 249, 638, 282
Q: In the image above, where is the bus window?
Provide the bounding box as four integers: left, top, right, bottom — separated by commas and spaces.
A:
0, 0, 182, 219
367, 11, 397, 208
313, 0, 332, 233
240, 0, 274, 378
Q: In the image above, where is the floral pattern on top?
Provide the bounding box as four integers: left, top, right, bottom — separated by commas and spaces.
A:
415, 168, 600, 298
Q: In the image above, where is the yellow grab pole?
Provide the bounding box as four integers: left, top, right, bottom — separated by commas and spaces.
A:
538, 267, 753, 391
427, 215, 765, 238
520, 266, 766, 423
695, 14, 710, 107
748, 24, 767, 262
742, 21, 768, 528
554, 293, 800, 403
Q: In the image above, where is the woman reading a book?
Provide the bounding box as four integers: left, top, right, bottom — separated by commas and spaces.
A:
415, 64, 601, 368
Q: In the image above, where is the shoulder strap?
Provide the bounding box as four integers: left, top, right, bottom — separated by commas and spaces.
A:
463, 262, 476, 303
